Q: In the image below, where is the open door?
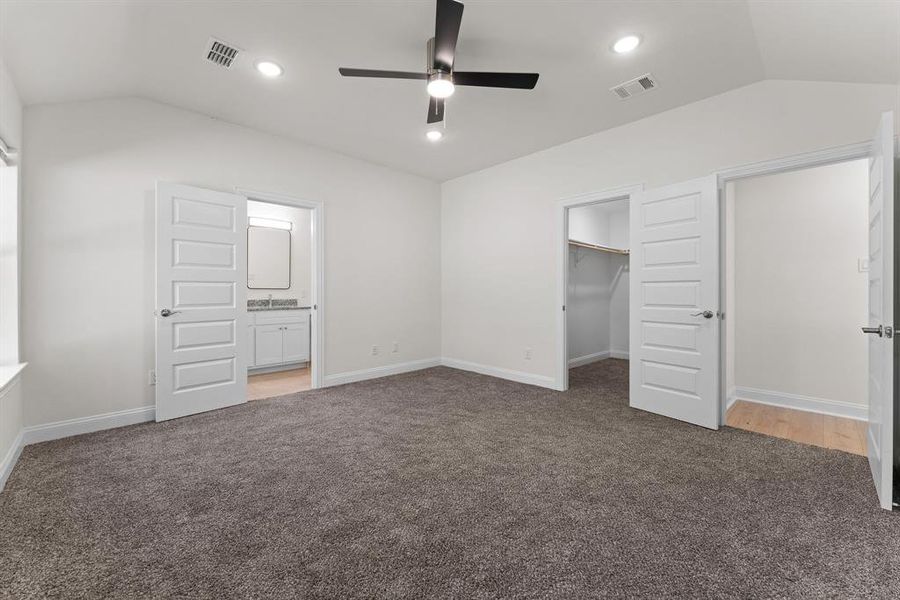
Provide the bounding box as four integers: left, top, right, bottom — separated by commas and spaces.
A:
865, 112, 895, 510
629, 176, 720, 429
155, 182, 248, 421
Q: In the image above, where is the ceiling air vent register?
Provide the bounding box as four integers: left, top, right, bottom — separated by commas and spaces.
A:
205, 38, 241, 69
610, 73, 658, 100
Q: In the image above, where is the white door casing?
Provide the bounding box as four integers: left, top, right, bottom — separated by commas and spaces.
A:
156, 182, 248, 421
237, 188, 324, 390
629, 176, 720, 429
866, 111, 895, 510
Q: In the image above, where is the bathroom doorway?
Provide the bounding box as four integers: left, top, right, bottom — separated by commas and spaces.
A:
241, 189, 324, 400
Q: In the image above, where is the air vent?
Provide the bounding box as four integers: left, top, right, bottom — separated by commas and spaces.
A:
205, 38, 241, 69
610, 73, 658, 100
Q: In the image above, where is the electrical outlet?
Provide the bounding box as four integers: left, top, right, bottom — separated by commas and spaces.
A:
392, 342, 399, 353
371, 345, 379, 356
148, 370, 156, 385
524, 347, 532, 360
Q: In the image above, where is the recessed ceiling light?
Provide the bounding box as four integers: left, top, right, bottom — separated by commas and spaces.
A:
427, 73, 455, 98
612, 35, 641, 54
255, 60, 284, 78
426, 130, 443, 142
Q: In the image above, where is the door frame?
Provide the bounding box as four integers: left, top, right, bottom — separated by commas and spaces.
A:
236, 188, 325, 390
714, 139, 885, 424
555, 184, 644, 391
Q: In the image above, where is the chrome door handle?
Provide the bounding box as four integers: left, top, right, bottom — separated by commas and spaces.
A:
159, 308, 180, 317
862, 325, 883, 337
691, 310, 714, 319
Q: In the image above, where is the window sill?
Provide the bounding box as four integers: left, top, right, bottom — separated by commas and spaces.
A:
0, 362, 26, 395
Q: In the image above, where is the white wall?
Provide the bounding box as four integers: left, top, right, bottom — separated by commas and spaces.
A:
22, 97, 441, 426
567, 247, 611, 363
442, 80, 899, 384
566, 201, 629, 364
0, 53, 24, 488
729, 159, 869, 408
246, 200, 312, 306
0, 56, 22, 150
0, 377, 23, 489
607, 208, 629, 356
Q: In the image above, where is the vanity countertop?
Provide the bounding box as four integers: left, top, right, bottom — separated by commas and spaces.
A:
247, 298, 308, 312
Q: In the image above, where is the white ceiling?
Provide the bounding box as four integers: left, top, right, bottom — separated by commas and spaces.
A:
1, 1, 898, 181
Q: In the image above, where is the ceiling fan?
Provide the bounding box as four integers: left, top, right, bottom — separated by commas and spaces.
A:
338, 0, 539, 125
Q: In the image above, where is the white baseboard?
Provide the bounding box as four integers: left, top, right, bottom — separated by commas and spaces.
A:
0, 429, 24, 493
441, 357, 557, 390
568, 351, 609, 368
610, 349, 629, 360
323, 358, 442, 387
23, 405, 156, 445
726, 387, 737, 411
734, 386, 867, 421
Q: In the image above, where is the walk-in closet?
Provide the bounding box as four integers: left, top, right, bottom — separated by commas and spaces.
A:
566, 199, 630, 369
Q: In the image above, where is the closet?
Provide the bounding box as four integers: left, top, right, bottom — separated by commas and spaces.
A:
566, 200, 630, 368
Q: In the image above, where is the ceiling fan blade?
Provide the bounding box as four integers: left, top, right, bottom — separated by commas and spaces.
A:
338, 68, 428, 80
427, 97, 445, 124
433, 0, 464, 72
453, 72, 539, 89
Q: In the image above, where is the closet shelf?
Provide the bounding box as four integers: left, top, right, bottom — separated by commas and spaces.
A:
568, 239, 630, 255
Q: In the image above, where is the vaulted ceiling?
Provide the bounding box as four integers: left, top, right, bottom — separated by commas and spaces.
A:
1, 1, 898, 180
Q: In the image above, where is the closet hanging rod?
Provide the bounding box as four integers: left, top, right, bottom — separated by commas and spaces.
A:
568, 239, 630, 255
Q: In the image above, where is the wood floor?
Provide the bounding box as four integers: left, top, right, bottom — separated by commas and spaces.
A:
725, 400, 867, 456
248, 367, 311, 401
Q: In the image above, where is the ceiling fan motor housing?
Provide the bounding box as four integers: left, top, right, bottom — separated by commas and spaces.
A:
425, 37, 446, 75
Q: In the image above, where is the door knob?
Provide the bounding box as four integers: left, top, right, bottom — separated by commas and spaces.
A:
691, 310, 714, 319
159, 308, 180, 317
862, 325, 883, 337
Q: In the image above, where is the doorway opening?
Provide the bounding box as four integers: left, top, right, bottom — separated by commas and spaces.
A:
241, 191, 323, 400
722, 159, 870, 454
557, 186, 639, 392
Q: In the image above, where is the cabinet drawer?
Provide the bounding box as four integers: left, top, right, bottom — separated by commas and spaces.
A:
252, 310, 309, 326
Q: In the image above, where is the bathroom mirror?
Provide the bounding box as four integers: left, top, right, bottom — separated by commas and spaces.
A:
247, 226, 291, 289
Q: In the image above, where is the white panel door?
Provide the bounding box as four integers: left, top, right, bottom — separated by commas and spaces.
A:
156, 182, 247, 421
629, 176, 720, 429
283, 321, 310, 363
865, 111, 895, 510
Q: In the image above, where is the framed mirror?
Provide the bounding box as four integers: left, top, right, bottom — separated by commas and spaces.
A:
247, 226, 291, 289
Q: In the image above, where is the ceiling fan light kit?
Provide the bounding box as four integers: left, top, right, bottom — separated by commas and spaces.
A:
427, 71, 455, 99
339, 0, 539, 128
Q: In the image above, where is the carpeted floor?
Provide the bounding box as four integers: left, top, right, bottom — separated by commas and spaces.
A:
1, 360, 899, 599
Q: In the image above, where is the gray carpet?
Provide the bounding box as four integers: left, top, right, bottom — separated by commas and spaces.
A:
1, 360, 899, 599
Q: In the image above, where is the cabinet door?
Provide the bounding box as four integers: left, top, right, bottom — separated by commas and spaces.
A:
282, 322, 310, 363
248, 326, 256, 367
254, 324, 284, 366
